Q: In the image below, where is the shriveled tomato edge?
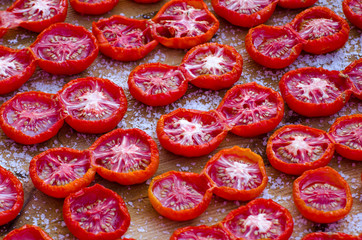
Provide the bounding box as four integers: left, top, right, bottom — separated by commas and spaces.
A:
150, 0, 220, 49
63, 184, 130, 240
341, 58, 362, 100
92, 16, 158, 61
29, 23, 99, 75
89, 128, 160, 185
329, 114, 362, 161
293, 166, 353, 223
128, 63, 188, 106
8, 0, 68, 33
0, 91, 65, 145
0, 46, 36, 95
266, 125, 335, 175
245, 24, 305, 69
343, 0, 362, 29
179, 42, 243, 90
202, 146, 268, 201
211, 0, 278, 27
3, 224, 53, 240
0, 10, 21, 38
29, 148, 96, 198
148, 171, 214, 221
220, 198, 294, 240
170, 224, 233, 240
70, 0, 119, 15
278, 0, 318, 9
301, 232, 360, 240
132, 0, 161, 4
57, 77, 127, 134
279, 67, 354, 117
290, 6, 350, 55
157, 108, 228, 157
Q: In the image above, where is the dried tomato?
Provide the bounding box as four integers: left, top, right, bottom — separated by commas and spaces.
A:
70, 0, 119, 15
278, 0, 318, 9
342, 58, 362, 100
170, 225, 233, 240
0, 11, 22, 38
3, 225, 53, 240
343, 0, 362, 30
302, 232, 360, 240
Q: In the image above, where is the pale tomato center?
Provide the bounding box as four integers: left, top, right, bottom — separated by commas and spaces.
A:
0, 55, 23, 79
13, 0, 60, 22
101, 23, 147, 48
298, 18, 340, 40
350, 0, 362, 14
332, 121, 362, 150
0, 175, 17, 212
220, 0, 273, 15
345, 63, 362, 91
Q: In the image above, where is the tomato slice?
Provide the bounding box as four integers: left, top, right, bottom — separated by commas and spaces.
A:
29, 148, 96, 198
0, 166, 24, 226
156, 108, 228, 157
70, 0, 119, 15
170, 224, 233, 240
150, 0, 219, 49
202, 146, 268, 201
342, 58, 362, 100
3, 225, 53, 240
179, 42, 243, 90
343, 0, 362, 30
0, 46, 36, 95
89, 128, 159, 185
0, 91, 64, 145
221, 198, 294, 240
278, 0, 318, 9
328, 114, 362, 161
128, 63, 188, 106
92, 15, 158, 61
211, 0, 279, 28
57, 77, 127, 134
216, 82, 284, 137
290, 6, 350, 55
245, 24, 304, 69
30, 22, 99, 75
293, 166, 353, 223
266, 125, 335, 175
148, 171, 213, 221
63, 184, 130, 240
279, 67, 354, 117
302, 232, 360, 240
0, 11, 22, 38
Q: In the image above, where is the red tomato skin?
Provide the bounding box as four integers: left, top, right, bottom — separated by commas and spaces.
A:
3, 225, 53, 240
133, 0, 161, 3
57, 77, 127, 134
278, 0, 318, 9
29, 148, 96, 198
211, 0, 278, 28
89, 128, 159, 185
92, 15, 158, 61
0, 91, 64, 145
293, 166, 353, 223
0, 11, 22, 38
30, 23, 99, 75
179, 43, 243, 90
202, 146, 268, 201
0, 46, 36, 95
279, 67, 354, 117
266, 125, 335, 175
70, 0, 119, 15
342, 58, 362, 100
0, 166, 24, 226
170, 224, 234, 240
343, 0, 362, 30
290, 6, 350, 55
302, 232, 360, 240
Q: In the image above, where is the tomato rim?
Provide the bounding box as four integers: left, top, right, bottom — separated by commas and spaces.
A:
170, 224, 233, 239
342, 58, 362, 100
69, 0, 119, 15
343, 0, 362, 30
301, 232, 360, 240
277, 0, 318, 9
3, 224, 53, 240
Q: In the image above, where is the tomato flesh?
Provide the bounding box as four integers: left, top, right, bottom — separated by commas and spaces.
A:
218, 0, 274, 15
170, 225, 232, 240
3, 225, 53, 240
343, 58, 362, 99
0, 174, 19, 214
343, 0, 362, 30
12, 0, 62, 22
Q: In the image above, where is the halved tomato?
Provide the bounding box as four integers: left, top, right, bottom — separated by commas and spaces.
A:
30, 22, 99, 75
149, 0, 219, 49
0, 91, 64, 145
278, 0, 317, 9
343, 0, 362, 30
57, 77, 127, 134
148, 171, 213, 221
216, 82, 284, 137
70, 0, 119, 15
266, 125, 335, 175
202, 146, 268, 201
89, 128, 159, 185
170, 224, 233, 240
0, 11, 22, 38
342, 58, 362, 100
302, 232, 360, 240
293, 166, 353, 223
92, 15, 158, 61
3, 225, 53, 240
279, 67, 354, 117
179, 42, 243, 90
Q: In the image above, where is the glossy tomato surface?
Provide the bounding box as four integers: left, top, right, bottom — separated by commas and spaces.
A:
267, 125, 335, 175
70, 0, 119, 15
203, 146, 268, 201
157, 108, 228, 157
148, 171, 213, 221
57, 77, 127, 134
0, 46, 36, 95
170, 225, 233, 240
0, 11, 22, 38
89, 128, 159, 185
221, 198, 294, 240
343, 0, 362, 29
0, 91, 64, 145
278, 0, 318, 9
0, 166, 24, 226
3, 225, 53, 240
302, 232, 360, 240
92, 15, 157, 61
150, 0, 219, 49
30, 22, 99, 75
217, 82, 284, 137
128, 63, 188, 106
293, 166, 353, 223
279, 67, 353, 117
63, 184, 130, 240
329, 114, 362, 161
29, 148, 96, 198
179, 42, 243, 90
342, 58, 362, 100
